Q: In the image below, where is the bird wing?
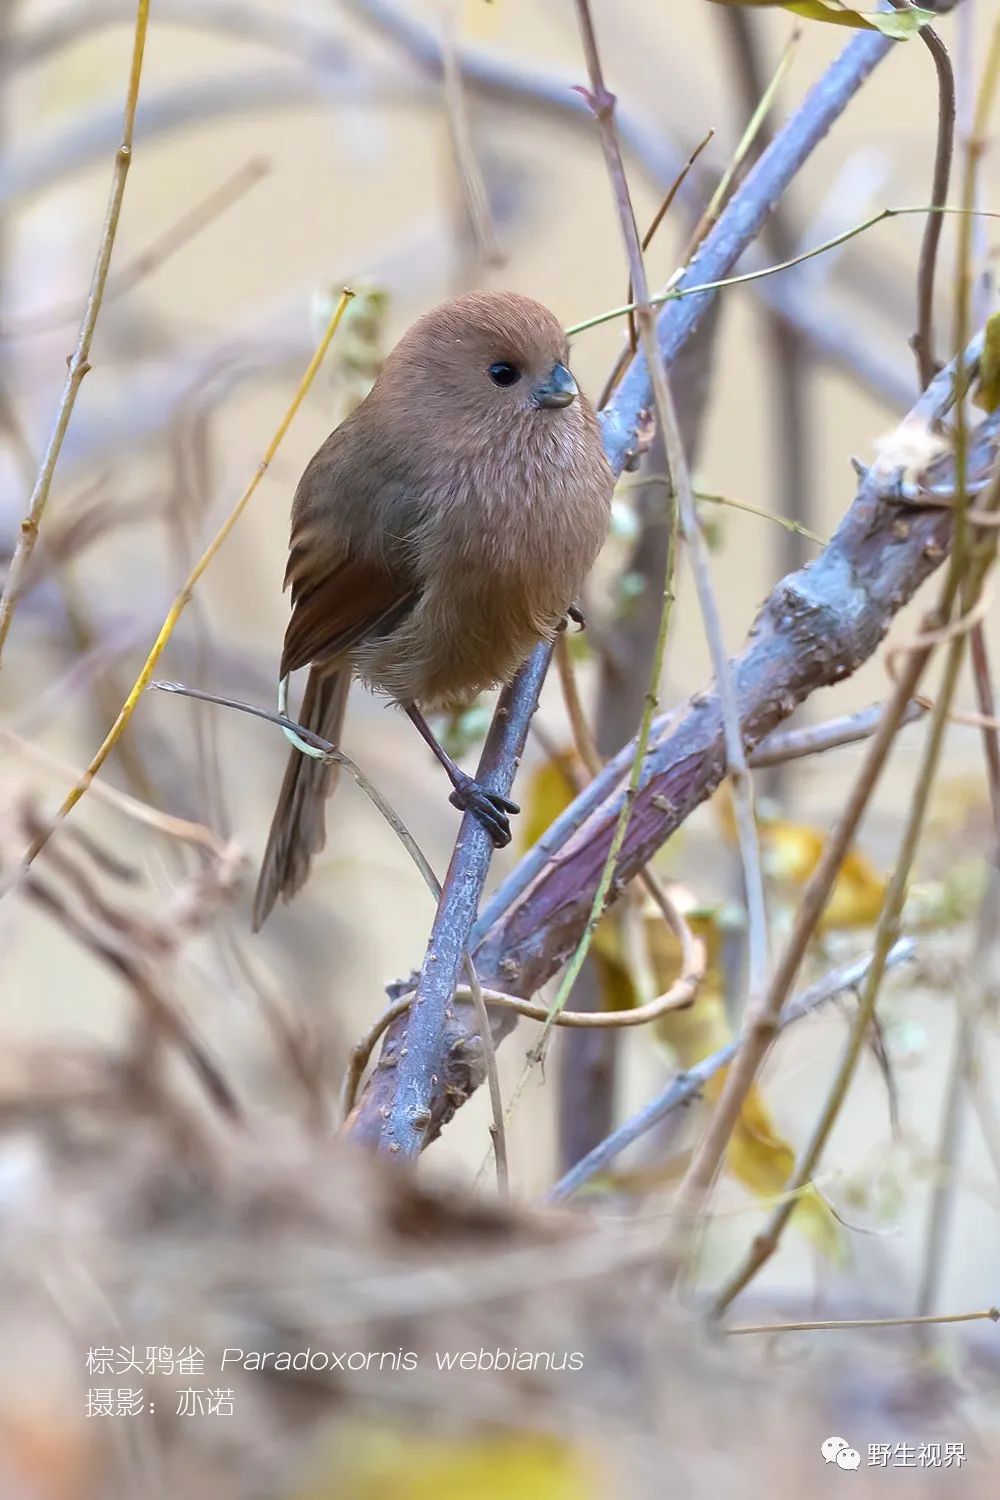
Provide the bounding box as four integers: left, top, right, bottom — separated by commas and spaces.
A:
280, 554, 419, 678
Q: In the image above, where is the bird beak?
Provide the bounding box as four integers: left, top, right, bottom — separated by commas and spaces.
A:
534, 362, 578, 409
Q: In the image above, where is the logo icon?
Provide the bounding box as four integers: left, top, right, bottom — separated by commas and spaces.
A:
821, 1437, 850, 1464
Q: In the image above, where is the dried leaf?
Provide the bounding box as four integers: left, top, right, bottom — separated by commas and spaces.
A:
715, 786, 885, 931
521, 750, 586, 850
648, 911, 841, 1261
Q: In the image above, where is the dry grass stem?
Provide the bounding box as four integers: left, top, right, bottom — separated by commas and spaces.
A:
0, 0, 151, 668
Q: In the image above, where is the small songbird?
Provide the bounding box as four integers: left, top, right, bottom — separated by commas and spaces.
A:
253, 290, 614, 930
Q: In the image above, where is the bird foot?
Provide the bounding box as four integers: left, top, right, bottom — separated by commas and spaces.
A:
448, 772, 519, 848
558, 602, 587, 633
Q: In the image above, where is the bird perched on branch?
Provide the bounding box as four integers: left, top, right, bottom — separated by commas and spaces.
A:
253, 290, 613, 930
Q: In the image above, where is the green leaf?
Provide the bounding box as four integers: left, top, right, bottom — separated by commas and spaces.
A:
710, 1, 936, 41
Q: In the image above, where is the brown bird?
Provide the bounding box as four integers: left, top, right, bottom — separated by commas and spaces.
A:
253, 290, 613, 930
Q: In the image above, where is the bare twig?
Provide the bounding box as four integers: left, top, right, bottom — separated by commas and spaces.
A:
577, 0, 769, 1004
891, 4, 955, 386
567, 207, 999, 343
748, 700, 927, 767
441, 15, 501, 267
912, 20, 1000, 1319
12, 290, 354, 878
711, 461, 1000, 1316
717, 8, 815, 591
546, 941, 916, 1203
146, 681, 442, 902
340, 941, 706, 1124
725, 1307, 999, 1336
24, 872, 242, 1125
0, 0, 150, 669
0, 727, 228, 856
0, 157, 268, 340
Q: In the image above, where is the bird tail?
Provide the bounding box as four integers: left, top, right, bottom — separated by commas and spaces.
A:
252, 667, 350, 931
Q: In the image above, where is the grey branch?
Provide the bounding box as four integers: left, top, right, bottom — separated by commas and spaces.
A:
546, 939, 917, 1203
345, 26, 922, 1150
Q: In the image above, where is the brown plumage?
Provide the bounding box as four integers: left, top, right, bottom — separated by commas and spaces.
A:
253, 290, 613, 930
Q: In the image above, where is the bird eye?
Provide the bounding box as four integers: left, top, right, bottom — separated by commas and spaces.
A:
488, 361, 521, 388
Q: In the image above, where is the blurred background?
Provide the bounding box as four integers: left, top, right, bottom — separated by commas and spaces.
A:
1, 2, 999, 1493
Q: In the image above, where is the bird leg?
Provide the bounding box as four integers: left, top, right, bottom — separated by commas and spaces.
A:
402, 702, 519, 848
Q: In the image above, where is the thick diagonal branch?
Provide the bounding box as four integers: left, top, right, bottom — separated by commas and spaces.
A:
350, 335, 995, 1143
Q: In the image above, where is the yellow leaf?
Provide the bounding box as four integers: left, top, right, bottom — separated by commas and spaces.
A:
722, 1077, 844, 1263
523, 756, 840, 1259
520, 750, 637, 1012
297, 1431, 598, 1500
707, 0, 934, 37
974, 311, 1000, 413
653, 915, 842, 1262
520, 749, 585, 850
714, 784, 885, 931
765, 820, 885, 929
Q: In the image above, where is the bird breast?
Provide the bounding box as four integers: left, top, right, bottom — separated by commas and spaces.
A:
356, 410, 611, 709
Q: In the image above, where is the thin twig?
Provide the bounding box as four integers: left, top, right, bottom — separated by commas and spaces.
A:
0, 0, 150, 669
555, 636, 602, 778
0, 727, 228, 856
147, 679, 442, 899
441, 14, 501, 267
497, 10, 680, 1123
546, 941, 916, 1203
621, 129, 716, 370
555, 632, 704, 1166
912, 19, 1000, 1320
699, 21, 802, 247
748, 700, 927, 768
566, 206, 999, 340
340, 947, 706, 1123
694, 487, 826, 546
725, 1307, 999, 1336
0, 157, 269, 340
711, 462, 1000, 1316
888, 3, 955, 386
717, 1, 814, 685
25, 872, 242, 1124
574, 0, 769, 1005
12, 290, 355, 879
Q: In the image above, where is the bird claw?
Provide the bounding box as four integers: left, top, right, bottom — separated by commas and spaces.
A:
448, 773, 519, 847
557, 602, 587, 633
